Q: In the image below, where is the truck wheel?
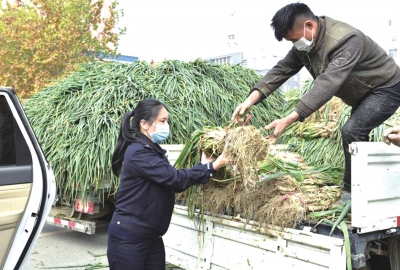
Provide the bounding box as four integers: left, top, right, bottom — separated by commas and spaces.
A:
81, 200, 114, 220
50, 205, 74, 217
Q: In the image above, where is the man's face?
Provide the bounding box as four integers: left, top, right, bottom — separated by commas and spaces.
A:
283, 20, 315, 43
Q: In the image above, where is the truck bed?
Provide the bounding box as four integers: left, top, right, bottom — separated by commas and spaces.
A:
164, 205, 346, 270
164, 142, 400, 269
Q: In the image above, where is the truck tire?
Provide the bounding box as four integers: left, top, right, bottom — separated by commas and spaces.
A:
81, 201, 114, 220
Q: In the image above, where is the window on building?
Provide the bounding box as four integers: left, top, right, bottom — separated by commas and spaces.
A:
389, 20, 392, 26
209, 56, 232, 65
393, 35, 397, 42
389, 49, 398, 58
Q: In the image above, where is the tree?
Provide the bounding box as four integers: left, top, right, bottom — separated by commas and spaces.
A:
0, 0, 125, 98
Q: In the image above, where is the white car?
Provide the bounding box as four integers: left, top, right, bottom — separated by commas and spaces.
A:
0, 87, 56, 270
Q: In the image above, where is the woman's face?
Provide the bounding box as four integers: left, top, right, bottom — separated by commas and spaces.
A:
147, 106, 169, 133
141, 106, 169, 137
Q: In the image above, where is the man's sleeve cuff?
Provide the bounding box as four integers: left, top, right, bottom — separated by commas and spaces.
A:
249, 84, 272, 105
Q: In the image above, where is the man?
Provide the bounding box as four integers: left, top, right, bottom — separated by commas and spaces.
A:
232, 3, 400, 203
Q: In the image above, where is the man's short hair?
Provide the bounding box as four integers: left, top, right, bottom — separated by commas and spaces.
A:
271, 2, 317, 41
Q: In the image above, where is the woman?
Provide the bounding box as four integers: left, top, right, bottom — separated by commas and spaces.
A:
107, 98, 227, 270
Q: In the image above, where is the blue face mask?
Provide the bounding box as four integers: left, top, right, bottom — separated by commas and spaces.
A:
150, 124, 170, 143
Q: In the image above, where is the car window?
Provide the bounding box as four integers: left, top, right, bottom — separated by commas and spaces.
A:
0, 96, 16, 165
0, 96, 32, 167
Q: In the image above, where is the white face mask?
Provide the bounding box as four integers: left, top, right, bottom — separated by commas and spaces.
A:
293, 24, 314, 52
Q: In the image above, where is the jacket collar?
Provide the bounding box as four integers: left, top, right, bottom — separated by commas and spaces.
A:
309, 16, 326, 53
138, 133, 167, 156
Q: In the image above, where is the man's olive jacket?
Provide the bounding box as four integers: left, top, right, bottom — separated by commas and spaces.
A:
253, 16, 400, 118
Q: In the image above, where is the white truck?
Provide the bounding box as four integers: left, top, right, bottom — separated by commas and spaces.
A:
45, 142, 400, 269
163, 142, 400, 270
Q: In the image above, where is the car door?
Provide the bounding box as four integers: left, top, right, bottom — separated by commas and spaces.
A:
0, 87, 56, 270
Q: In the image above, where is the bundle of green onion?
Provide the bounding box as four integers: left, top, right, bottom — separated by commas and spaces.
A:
198, 126, 227, 157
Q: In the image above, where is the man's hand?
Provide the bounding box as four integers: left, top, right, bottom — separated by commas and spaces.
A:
231, 91, 261, 123
264, 119, 290, 144
231, 100, 252, 123
265, 111, 301, 144
383, 126, 400, 147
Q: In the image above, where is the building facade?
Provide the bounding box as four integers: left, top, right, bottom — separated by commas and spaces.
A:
206, 52, 243, 65
386, 0, 400, 64
205, 52, 301, 92
243, 54, 301, 92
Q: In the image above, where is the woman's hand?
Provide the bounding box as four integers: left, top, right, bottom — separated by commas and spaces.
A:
212, 151, 229, 170
201, 151, 216, 164
201, 151, 229, 170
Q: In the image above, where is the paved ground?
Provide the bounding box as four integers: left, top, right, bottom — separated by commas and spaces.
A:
23, 222, 182, 270
24, 222, 109, 269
